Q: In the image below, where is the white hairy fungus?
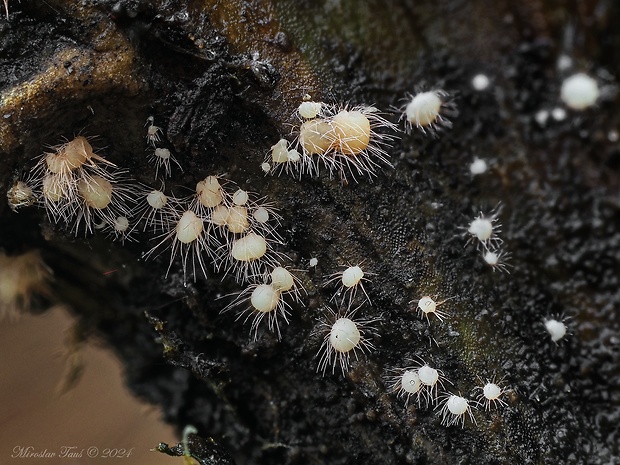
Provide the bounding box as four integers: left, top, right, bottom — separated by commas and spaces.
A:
143, 207, 212, 283
225, 232, 281, 283
415, 295, 451, 323
114, 216, 129, 232
560, 72, 600, 110
232, 189, 249, 206
271, 139, 289, 163
196, 175, 226, 209
211, 205, 230, 226
231, 232, 267, 262
176, 210, 203, 244
7, 180, 36, 211
316, 306, 377, 376
299, 118, 335, 155
222, 283, 290, 340
483, 248, 511, 273
469, 157, 488, 175
254, 284, 287, 337
145, 116, 163, 147
464, 205, 503, 250
298, 101, 323, 119
32, 136, 133, 234
270, 265, 304, 303
328, 105, 395, 181
72, 173, 135, 234
78, 175, 113, 210
472, 74, 490, 91
332, 110, 372, 155
342, 265, 364, 288
402, 90, 457, 136
105, 215, 134, 244
415, 361, 447, 406
325, 264, 371, 307
44, 136, 111, 174
226, 206, 249, 234
252, 206, 270, 224
133, 185, 174, 233
476, 380, 508, 411
42, 173, 66, 204
266, 139, 303, 177
544, 318, 567, 343
271, 266, 294, 292
438, 394, 476, 427
386, 366, 422, 407
148, 147, 182, 179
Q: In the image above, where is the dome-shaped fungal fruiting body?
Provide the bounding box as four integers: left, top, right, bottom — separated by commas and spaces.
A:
147, 147, 182, 179
324, 263, 372, 308
298, 117, 336, 157
406, 359, 449, 407
7, 179, 36, 211
475, 379, 508, 411
298, 100, 324, 120
145, 116, 163, 147
270, 265, 305, 303
265, 139, 305, 178
316, 306, 377, 376
141, 174, 284, 284
469, 157, 488, 176
463, 204, 503, 251
30, 136, 136, 234
438, 394, 476, 427
544, 317, 568, 343
322, 105, 396, 181
482, 248, 511, 273
385, 365, 423, 407
471, 74, 491, 91
143, 202, 216, 283
414, 295, 453, 323
221, 265, 304, 339
193, 175, 232, 215
418, 364, 441, 405
560, 72, 600, 110
102, 215, 135, 244
222, 231, 285, 284
192, 178, 283, 245
242, 283, 290, 339
72, 171, 136, 235
267, 101, 396, 182
133, 184, 178, 233
401, 90, 458, 136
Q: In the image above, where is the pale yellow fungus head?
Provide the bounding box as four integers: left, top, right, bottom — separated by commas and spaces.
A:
250, 284, 281, 313
271, 139, 289, 163
227, 206, 249, 233
175, 210, 203, 244
271, 266, 294, 292
231, 232, 267, 262
299, 119, 335, 155
298, 101, 323, 119
78, 175, 112, 209
332, 110, 371, 155
196, 176, 223, 208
